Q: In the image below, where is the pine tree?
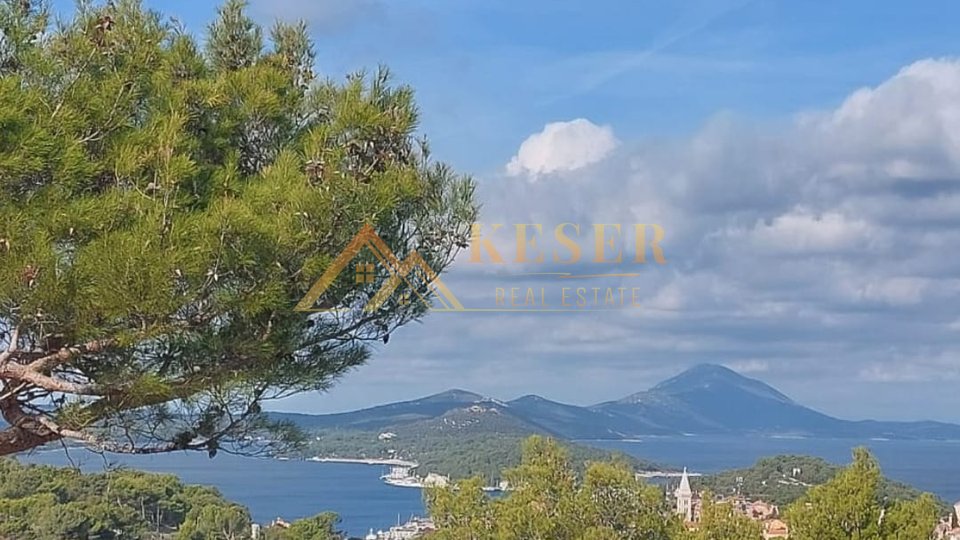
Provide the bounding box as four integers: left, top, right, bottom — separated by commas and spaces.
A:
786, 448, 884, 539
688, 491, 763, 540
0, 0, 476, 456
427, 436, 684, 540
785, 447, 940, 540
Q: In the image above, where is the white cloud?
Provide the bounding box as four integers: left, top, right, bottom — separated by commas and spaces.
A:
725, 360, 769, 374
746, 209, 876, 254
835, 276, 930, 306
858, 351, 960, 383
809, 58, 960, 182
506, 119, 619, 178
350, 59, 960, 420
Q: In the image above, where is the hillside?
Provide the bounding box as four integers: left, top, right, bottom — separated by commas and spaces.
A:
290, 404, 663, 481
506, 395, 633, 439
270, 389, 485, 431
272, 364, 960, 441
695, 454, 940, 508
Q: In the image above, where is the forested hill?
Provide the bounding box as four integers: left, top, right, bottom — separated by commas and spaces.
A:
0, 459, 243, 538
696, 454, 940, 507
271, 364, 960, 440
0, 459, 341, 539
288, 404, 666, 481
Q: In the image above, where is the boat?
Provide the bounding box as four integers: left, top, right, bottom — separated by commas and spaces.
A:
381, 465, 422, 488
367, 516, 436, 539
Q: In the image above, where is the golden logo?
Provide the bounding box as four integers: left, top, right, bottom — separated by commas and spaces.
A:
297, 222, 667, 313
294, 224, 464, 313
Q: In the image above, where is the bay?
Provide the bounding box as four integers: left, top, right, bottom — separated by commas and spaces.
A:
19, 435, 960, 536
21, 451, 424, 538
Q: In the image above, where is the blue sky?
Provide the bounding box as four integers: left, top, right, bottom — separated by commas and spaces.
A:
51, 1, 960, 422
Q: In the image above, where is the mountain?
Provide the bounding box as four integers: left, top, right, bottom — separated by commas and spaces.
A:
398, 402, 552, 438
590, 364, 845, 436
590, 364, 960, 439
269, 389, 484, 431
506, 395, 633, 439
290, 400, 665, 480
271, 364, 960, 440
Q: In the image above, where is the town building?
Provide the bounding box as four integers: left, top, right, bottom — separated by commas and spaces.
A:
674, 468, 697, 523
763, 518, 789, 539
366, 517, 436, 540
672, 466, 787, 537
934, 501, 960, 540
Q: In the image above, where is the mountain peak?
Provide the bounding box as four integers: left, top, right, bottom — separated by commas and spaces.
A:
649, 363, 794, 404
652, 363, 738, 387
510, 394, 548, 404
423, 389, 484, 403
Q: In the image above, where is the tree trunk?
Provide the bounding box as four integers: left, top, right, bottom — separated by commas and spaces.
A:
0, 397, 60, 455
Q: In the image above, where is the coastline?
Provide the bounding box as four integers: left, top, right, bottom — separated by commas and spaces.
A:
305, 456, 419, 468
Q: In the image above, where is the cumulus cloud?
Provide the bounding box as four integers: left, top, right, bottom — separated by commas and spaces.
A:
814, 59, 960, 181
459, 58, 960, 401
506, 119, 620, 178
741, 210, 877, 254
310, 59, 960, 421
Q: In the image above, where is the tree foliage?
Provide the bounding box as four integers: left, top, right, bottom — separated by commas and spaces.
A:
297, 426, 656, 484
0, 458, 243, 539
688, 491, 763, 540
176, 503, 252, 540
0, 0, 476, 456
786, 447, 940, 540
698, 453, 934, 508
426, 436, 682, 540
263, 512, 342, 540
428, 438, 943, 540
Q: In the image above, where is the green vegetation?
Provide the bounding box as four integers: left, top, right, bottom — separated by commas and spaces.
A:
786, 448, 941, 540
0, 0, 475, 456
0, 458, 242, 539
176, 504, 252, 540
697, 454, 938, 507
295, 428, 661, 482
427, 436, 682, 540
426, 436, 942, 540
690, 493, 762, 540
0, 438, 945, 539
262, 513, 340, 540
0, 458, 342, 539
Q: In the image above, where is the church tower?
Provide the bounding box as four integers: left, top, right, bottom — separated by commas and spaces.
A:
675, 468, 693, 522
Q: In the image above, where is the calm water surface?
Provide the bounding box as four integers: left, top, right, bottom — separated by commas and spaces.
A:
589, 436, 960, 502
21, 435, 960, 536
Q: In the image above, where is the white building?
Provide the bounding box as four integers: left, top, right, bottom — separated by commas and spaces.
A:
675, 468, 694, 522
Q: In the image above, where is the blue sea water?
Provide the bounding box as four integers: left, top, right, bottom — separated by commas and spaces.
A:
19, 435, 960, 536
22, 452, 424, 537
588, 436, 960, 503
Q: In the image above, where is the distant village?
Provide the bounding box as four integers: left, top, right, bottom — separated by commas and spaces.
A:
671, 468, 788, 539
671, 467, 960, 540
254, 515, 437, 540
249, 464, 960, 540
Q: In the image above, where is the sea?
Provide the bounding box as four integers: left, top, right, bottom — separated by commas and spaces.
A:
19, 435, 960, 537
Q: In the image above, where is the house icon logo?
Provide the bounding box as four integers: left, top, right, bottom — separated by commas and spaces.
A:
295, 224, 465, 313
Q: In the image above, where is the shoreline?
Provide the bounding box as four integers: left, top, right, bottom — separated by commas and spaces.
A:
636, 471, 702, 478
305, 456, 419, 467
